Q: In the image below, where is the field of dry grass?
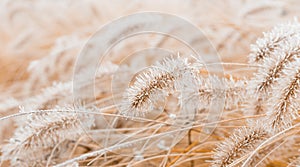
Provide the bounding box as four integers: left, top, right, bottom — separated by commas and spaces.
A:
1, 0, 300, 166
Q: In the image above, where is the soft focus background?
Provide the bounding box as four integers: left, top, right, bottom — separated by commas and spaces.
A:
0, 0, 297, 92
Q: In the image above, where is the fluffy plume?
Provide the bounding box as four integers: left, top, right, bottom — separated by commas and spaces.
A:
249, 20, 300, 64
119, 56, 189, 117
1, 106, 94, 166
266, 62, 300, 132
179, 71, 247, 111
246, 27, 300, 115
211, 123, 269, 167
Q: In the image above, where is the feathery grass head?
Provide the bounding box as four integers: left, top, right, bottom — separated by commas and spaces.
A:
119, 56, 189, 117
246, 24, 300, 116
266, 63, 300, 132
180, 72, 247, 111
1, 106, 94, 166
250, 38, 300, 95
249, 20, 300, 64
211, 123, 270, 167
